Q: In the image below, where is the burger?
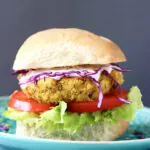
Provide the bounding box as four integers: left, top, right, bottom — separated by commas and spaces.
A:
3, 28, 143, 141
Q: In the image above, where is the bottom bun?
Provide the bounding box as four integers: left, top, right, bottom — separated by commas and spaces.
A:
16, 120, 128, 141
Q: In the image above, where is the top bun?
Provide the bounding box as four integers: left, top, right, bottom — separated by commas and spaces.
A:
13, 28, 126, 70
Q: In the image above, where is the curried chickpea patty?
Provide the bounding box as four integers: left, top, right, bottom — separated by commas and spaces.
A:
22, 70, 124, 104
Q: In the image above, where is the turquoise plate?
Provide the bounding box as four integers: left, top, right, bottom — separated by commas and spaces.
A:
0, 96, 150, 150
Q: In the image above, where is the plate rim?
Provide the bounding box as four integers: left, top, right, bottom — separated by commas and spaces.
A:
0, 132, 150, 144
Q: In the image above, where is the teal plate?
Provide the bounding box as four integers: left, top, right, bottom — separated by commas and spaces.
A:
0, 96, 150, 150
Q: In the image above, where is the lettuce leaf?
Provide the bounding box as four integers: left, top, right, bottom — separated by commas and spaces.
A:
41, 101, 67, 124
3, 86, 143, 134
3, 108, 38, 121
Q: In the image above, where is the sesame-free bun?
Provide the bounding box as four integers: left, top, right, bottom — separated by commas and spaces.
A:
16, 120, 128, 141
13, 28, 126, 70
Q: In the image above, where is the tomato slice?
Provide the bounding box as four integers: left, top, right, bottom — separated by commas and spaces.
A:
8, 90, 55, 112
8, 89, 128, 113
67, 89, 128, 112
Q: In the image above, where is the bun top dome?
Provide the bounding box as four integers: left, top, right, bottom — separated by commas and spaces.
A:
13, 28, 126, 70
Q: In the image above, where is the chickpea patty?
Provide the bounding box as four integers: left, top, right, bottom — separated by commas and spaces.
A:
21, 70, 124, 104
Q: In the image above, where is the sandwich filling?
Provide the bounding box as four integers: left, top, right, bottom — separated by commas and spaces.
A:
17, 64, 127, 107
3, 86, 143, 137
3, 64, 143, 138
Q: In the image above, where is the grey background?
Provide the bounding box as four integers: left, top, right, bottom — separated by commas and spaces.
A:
0, 0, 149, 106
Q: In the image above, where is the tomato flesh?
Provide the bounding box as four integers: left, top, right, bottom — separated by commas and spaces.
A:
8, 89, 128, 113
67, 89, 128, 112
8, 91, 55, 112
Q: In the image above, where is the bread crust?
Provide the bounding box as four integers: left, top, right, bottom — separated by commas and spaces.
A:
16, 120, 128, 141
13, 28, 126, 70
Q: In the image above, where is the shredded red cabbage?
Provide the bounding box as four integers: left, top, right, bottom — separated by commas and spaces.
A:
117, 97, 131, 104
18, 64, 131, 108
90, 77, 103, 108
12, 69, 30, 75
110, 64, 131, 72
103, 70, 121, 90
103, 70, 131, 104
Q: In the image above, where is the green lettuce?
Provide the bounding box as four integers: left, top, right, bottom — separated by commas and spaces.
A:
3, 86, 143, 134
3, 108, 38, 121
